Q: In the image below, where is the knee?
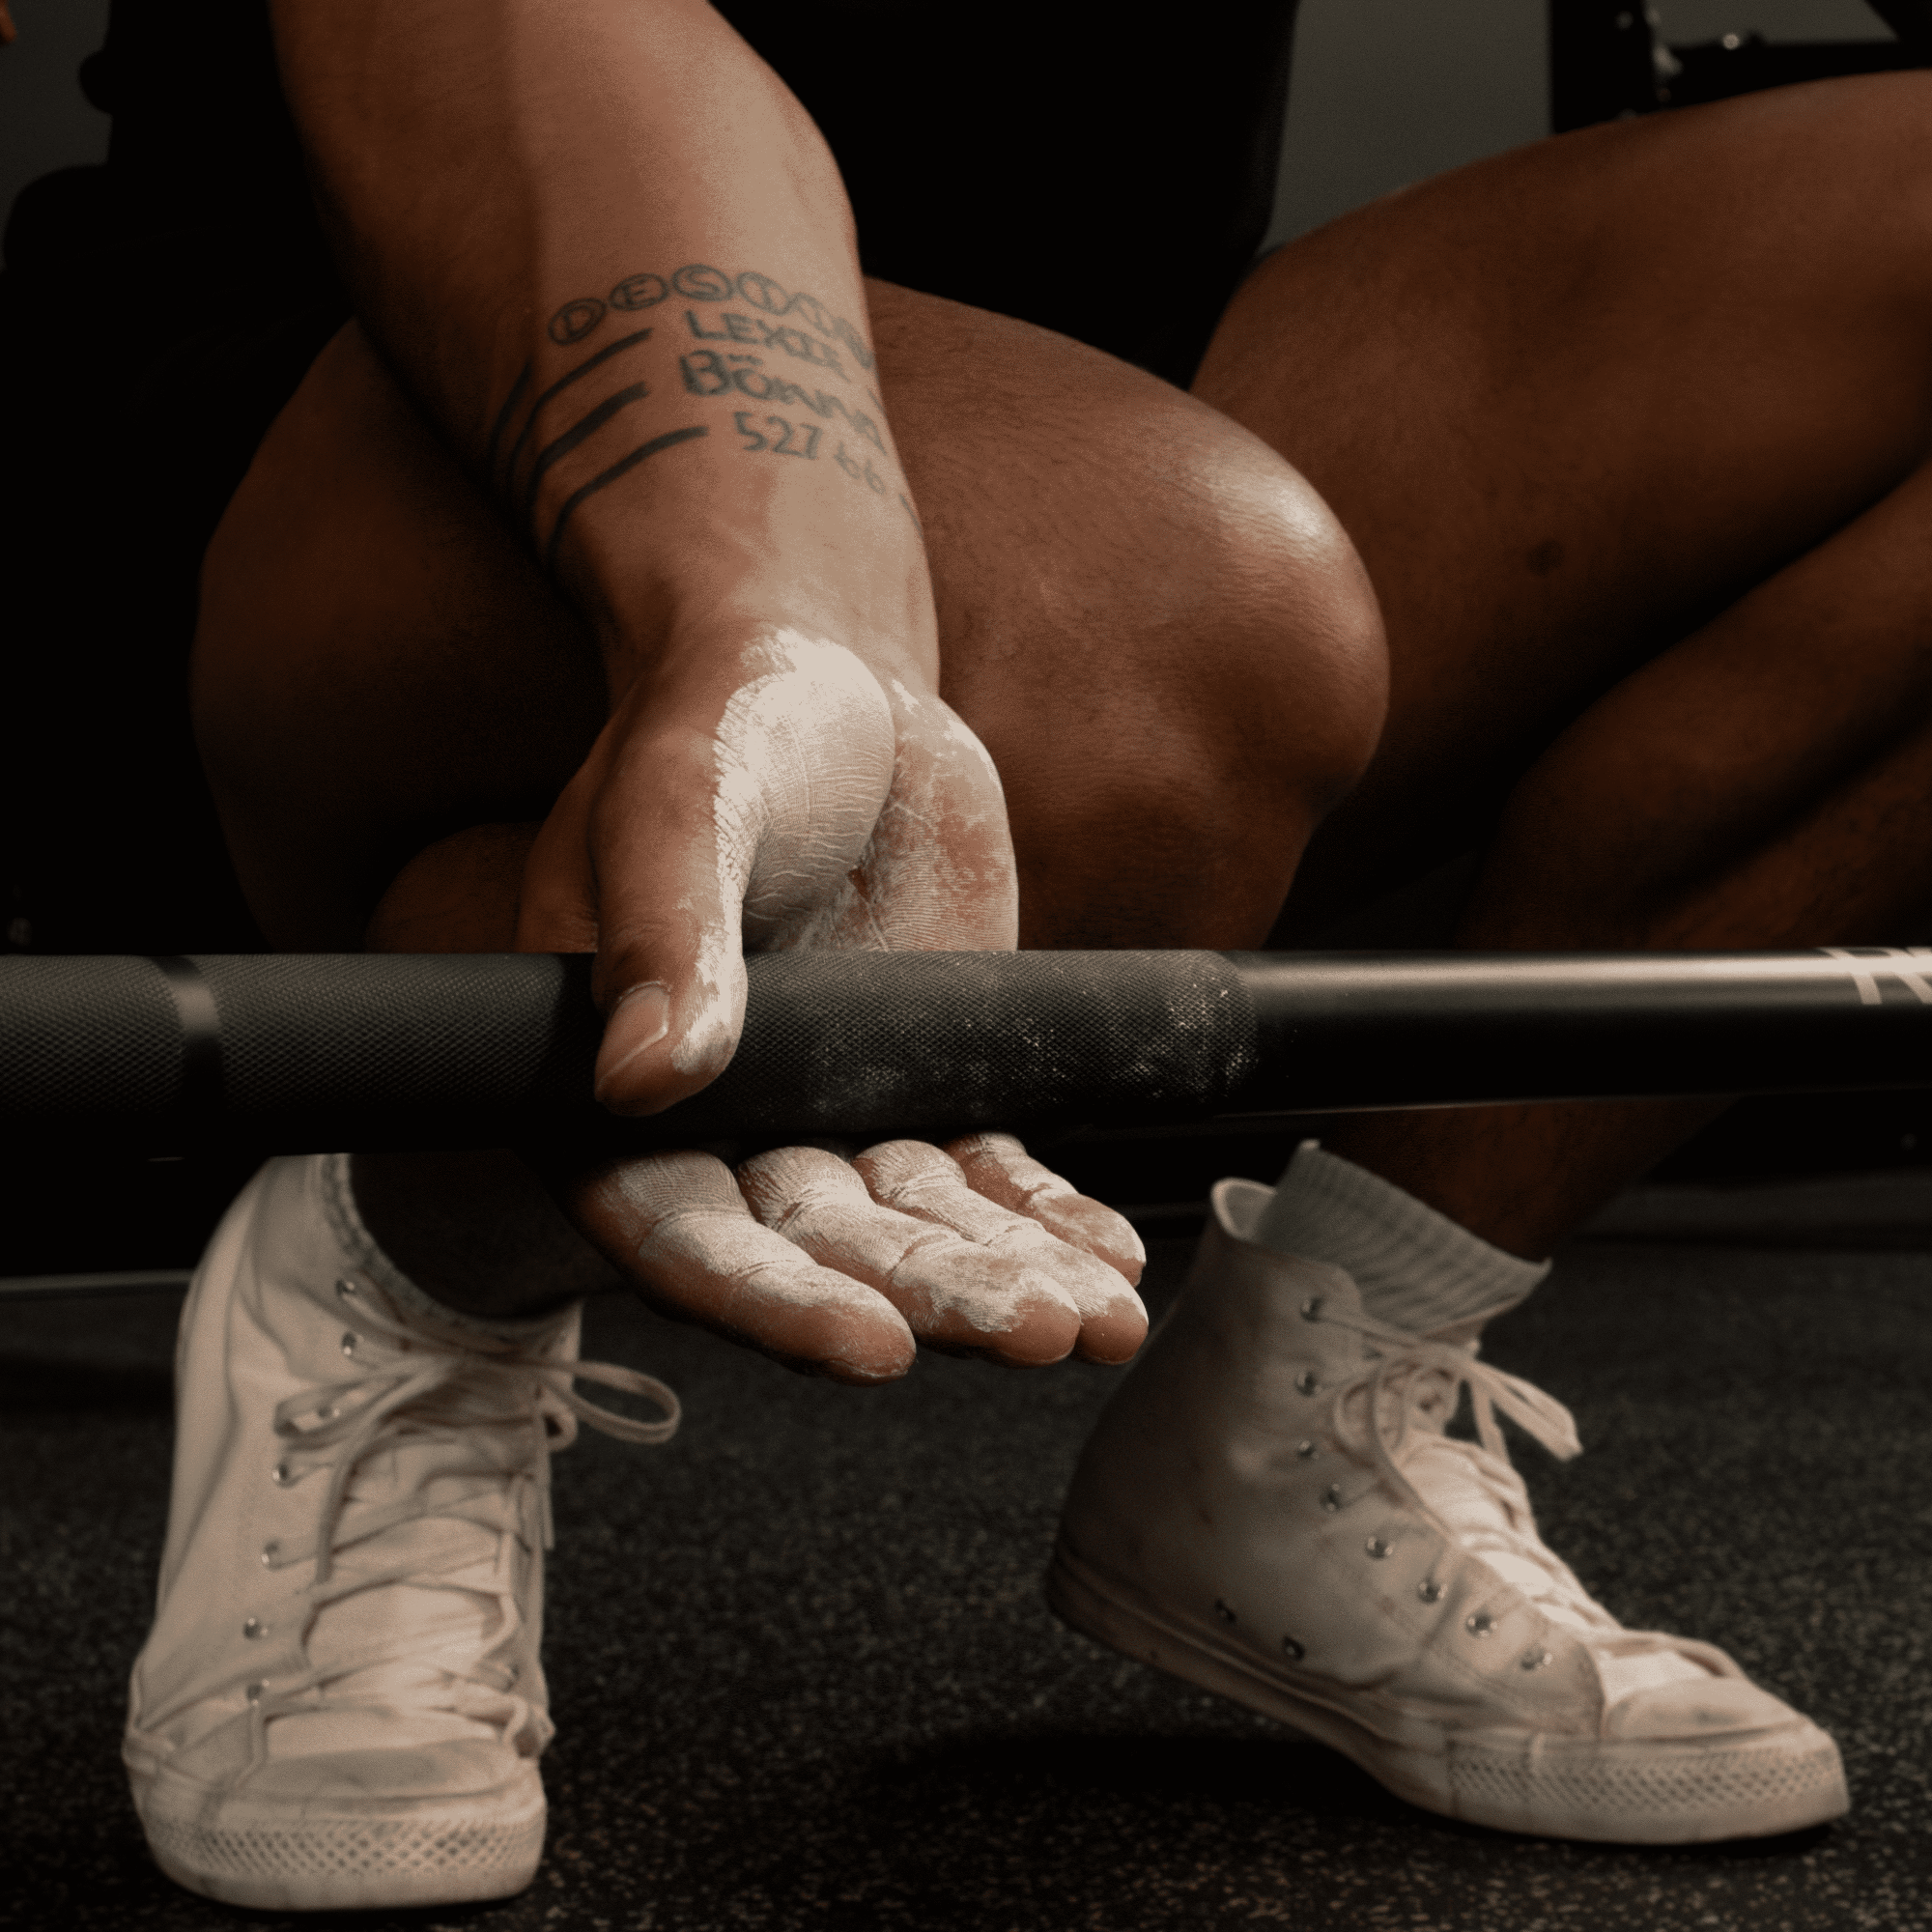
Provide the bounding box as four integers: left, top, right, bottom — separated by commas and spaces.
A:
1186, 444, 1388, 824
994, 426, 1387, 947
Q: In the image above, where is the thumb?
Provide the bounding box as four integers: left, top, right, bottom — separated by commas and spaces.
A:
524, 632, 897, 1117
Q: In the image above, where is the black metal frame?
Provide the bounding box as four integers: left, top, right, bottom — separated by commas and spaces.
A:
1549, 0, 1932, 132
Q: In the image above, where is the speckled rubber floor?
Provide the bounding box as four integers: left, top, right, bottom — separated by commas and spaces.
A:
4, 1210, 1928, 1931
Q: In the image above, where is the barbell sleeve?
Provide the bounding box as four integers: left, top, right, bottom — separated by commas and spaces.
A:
2, 948, 1930, 1155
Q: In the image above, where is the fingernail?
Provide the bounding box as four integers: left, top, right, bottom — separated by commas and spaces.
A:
595, 982, 671, 1102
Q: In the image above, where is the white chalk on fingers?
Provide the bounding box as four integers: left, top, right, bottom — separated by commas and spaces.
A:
853, 1140, 1142, 1322
948, 1132, 1148, 1282
736, 1145, 1079, 1358
582, 1151, 914, 1378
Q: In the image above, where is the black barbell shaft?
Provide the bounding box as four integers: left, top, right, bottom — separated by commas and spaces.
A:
1, 948, 1929, 1155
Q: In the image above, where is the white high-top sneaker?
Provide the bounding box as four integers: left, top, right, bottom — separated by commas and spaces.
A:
124, 1153, 677, 1910
1048, 1178, 1849, 1842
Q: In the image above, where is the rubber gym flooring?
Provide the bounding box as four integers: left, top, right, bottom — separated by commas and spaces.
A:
4, 1142, 1929, 1932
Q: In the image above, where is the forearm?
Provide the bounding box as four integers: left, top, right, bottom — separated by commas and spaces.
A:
270, 0, 931, 691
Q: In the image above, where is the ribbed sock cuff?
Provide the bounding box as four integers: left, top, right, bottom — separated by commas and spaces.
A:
1248, 1141, 1549, 1333
317, 1152, 572, 1346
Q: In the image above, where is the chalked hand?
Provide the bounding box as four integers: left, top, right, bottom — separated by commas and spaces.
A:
533, 632, 1146, 1379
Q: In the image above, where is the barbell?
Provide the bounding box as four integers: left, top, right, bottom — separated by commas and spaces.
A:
3, 948, 1930, 1156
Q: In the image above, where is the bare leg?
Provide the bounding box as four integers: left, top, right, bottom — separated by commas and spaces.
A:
192, 285, 1383, 1316
1195, 74, 1932, 1254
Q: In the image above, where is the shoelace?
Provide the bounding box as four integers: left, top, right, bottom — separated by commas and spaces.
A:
1313, 1302, 1735, 1677
242, 1281, 679, 1754
1316, 1298, 1581, 1504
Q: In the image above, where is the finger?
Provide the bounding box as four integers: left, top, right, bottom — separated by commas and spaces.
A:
523, 635, 898, 1118
852, 1141, 1149, 1365
736, 1147, 1082, 1367
945, 1132, 1146, 1286
558, 1150, 916, 1383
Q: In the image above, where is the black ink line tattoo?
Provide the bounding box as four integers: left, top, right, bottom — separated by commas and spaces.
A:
483, 363, 531, 480
496, 328, 655, 494
522, 381, 653, 535
542, 424, 709, 576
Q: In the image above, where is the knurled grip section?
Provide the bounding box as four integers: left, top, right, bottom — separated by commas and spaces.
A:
0, 951, 1260, 1152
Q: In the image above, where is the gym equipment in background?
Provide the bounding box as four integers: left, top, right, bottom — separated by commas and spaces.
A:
1549, 0, 1931, 133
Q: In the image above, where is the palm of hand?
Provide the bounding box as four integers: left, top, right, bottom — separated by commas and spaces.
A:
521, 630, 1147, 1379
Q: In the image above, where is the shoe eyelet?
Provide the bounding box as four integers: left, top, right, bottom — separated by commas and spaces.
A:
242, 1617, 267, 1640
1418, 1579, 1442, 1604
1281, 1636, 1305, 1662
1321, 1484, 1343, 1513
1464, 1611, 1497, 1638
1213, 1598, 1237, 1624
260, 1541, 279, 1568
1364, 1536, 1391, 1560
314, 1405, 336, 1423
341, 1331, 358, 1357
1295, 1439, 1316, 1460
245, 1680, 267, 1704
1520, 1647, 1552, 1671
1294, 1371, 1320, 1396
1299, 1295, 1322, 1321
270, 1462, 296, 1487
335, 1279, 358, 1301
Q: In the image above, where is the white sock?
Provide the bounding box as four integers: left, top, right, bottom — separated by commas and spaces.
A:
1249, 1141, 1548, 1333
317, 1151, 573, 1346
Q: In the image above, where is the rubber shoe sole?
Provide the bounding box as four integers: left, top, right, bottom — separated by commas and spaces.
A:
1046, 1535, 1850, 1844
128, 1751, 545, 1911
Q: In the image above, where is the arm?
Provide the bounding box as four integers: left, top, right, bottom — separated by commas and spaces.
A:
273, 0, 949, 1084
271, 0, 1146, 1375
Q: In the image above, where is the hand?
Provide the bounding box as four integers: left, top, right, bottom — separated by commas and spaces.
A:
520, 625, 1149, 1379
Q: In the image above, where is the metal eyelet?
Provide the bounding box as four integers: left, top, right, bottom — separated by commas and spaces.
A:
1294, 1439, 1316, 1459
1520, 1647, 1553, 1671
314, 1405, 336, 1423
341, 1331, 358, 1357
1364, 1536, 1391, 1560
1294, 1371, 1320, 1396
245, 1681, 267, 1705
1299, 1295, 1322, 1321
1213, 1599, 1237, 1625
1321, 1484, 1343, 1513
260, 1541, 279, 1568
270, 1462, 295, 1488
1281, 1636, 1305, 1662
335, 1279, 358, 1300
1464, 1611, 1497, 1638
1417, 1579, 1443, 1605
242, 1617, 267, 1640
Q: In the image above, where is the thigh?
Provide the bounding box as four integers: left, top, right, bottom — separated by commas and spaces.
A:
197, 287, 1383, 951
1195, 73, 1932, 923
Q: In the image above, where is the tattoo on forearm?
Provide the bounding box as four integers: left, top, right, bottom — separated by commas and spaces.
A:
520, 380, 653, 529
484, 264, 897, 569
731, 412, 922, 531
542, 424, 710, 577
684, 352, 886, 450
542, 264, 875, 371
495, 328, 657, 496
